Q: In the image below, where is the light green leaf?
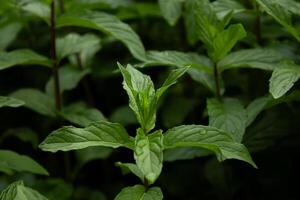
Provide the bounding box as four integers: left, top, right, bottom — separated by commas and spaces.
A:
57, 10, 146, 61
158, 0, 183, 26
0, 150, 49, 175
0, 181, 48, 200
10, 89, 56, 117
164, 125, 256, 167
0, 22, 22, 51
246, 96, 272, 126
212, 0, 246, 19
256, 0, 300, 41
114, 185, 163, 200
217, 48, 285, 72
207, 98, 247, 142
39, 121, 133, 152
0, 49, 51, 71
0, 96, 24, 108
116, 162, 144, 182
118, 63, 157, 133
56, 33, 101, 61
46, 65, 90, 96
269, 61, 300, 98
134, 129, 163, 185
61, 102, 106, 127
20, 0, 50, 24
156, 67, 189, 98
210, 24, 246, 62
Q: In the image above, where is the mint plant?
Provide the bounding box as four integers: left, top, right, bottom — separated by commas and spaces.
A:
0, 0, 300, 199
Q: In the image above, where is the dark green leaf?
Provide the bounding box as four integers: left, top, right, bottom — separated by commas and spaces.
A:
116, 162, 144, 182
114, 185, 163, 200
0, 96, 24, 108
159, 0, 183, 26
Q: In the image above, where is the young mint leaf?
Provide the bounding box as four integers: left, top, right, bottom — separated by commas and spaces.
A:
217, 48, 285, 72
256, 0, 300, 41
10, 89, 56, 117
0, 150, 49, 176
56, 33, 101, 62
0, 181, 48, 200
39, 121, 133, 152
207, 98, 247, 143
0, 96, 24, 108
114, 185, 163, 200
269, 61, 300, 99
134, 129, 163, 185
56, 10, 146, 61
118, 63, 157, 133
209, 24, 246, 62
159, 0, 183, 26
212, 0, 246, 19
60, 102, 106, 127
164, 125, 256, 168
116, 162, 144, 182
0, 49, 51, 71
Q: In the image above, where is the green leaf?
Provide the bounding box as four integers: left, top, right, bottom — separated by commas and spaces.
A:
207, 98, 247, 142
0, 49, 51, 71
110, 105, 138, 126
20, 0, 50, 24
269, 62, 300, 99
118, 63, 157, 133
212, 0, 246, 19
158, 0, 183, 26
39, 121, 133, 152
156, 67, 189, 98
246, 96, 272, 126
0, 181, 48, 200
56, 33, 101, 61
76, 146, 112, 166
256, 0, 300, 41
134, 129, 163, 185
46, 65, 90, 96
114, 185, 163, 200
0, 150, 49, 175
0, 22, 22, 51
209, 24, 246, 62
184, 0, 218, 45
217, 48, 285, 72
164, 125, 256, 167
0, 96, 24, 108
164, 147, 212, 162
56, 10, 146, 61
10, 89, 56, 117
61, 102, 106, 127
116, 162, 144, 182
1, 128, 39, 148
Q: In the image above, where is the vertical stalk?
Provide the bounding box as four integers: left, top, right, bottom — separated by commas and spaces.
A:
58, 0, 65, 14
50, 0, 62, 110
254, 2, 262, 45
213, 63, 221, 100
75, 54, 96, 106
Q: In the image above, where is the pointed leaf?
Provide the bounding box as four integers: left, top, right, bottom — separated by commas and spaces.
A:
134, 129, 163, 185
10, 89, 56, 117
212, 0, 246, 19
269, 62, 300, 98
164, 125, 256, 167
118, 63, 157, 133
56, 10, 146, 61
159, 0, 183, 26
210, 24, 246, 62
116, 162, 144, 182
0, 22, 22, 51
0, 181, 48, 200
207, 98, 247, 142
114, 185, 163, 200
39, 121, 133, 152
246, 96, 272, 126
0, 96, 24, 108
0, 49, 51, 71
56, 33, 101, 61
20, 0, 50, 24
0, 150, 49, 175
217, 48, 285, 72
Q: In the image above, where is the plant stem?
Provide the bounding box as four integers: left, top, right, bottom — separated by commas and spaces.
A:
51, 0, 62, 111
254, 2, 262, 45
75, 53, 96, 106
213, 63, 221, 100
